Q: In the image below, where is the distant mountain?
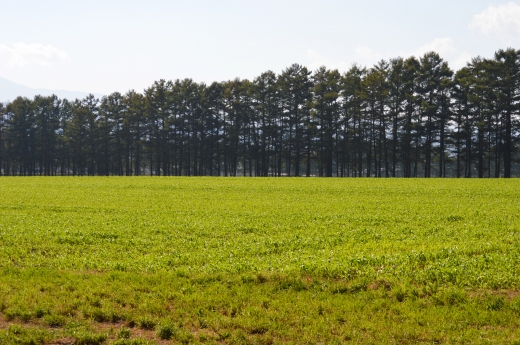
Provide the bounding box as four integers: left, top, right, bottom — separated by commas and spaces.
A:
0, 77, 104, 104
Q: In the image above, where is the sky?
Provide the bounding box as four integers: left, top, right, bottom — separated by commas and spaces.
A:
1, 0, 519, 95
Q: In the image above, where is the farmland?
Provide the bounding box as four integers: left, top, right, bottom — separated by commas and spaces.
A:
0, 177, 520, 344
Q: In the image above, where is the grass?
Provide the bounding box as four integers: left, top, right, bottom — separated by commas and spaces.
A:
0, 177, 519, 344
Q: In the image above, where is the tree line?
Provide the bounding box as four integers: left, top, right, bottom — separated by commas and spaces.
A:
1, 48, 519, 177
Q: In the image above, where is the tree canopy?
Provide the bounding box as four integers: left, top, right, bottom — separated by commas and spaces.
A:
1, 49, 519, 177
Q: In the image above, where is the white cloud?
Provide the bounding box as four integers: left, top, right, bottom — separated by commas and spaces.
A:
410, 37, 472, 70
308, 37, 473, 75
306, 49, 350, 72
470, 2, 520, 39
413, 37, 457, 57
0, 42, 70, 67
355, 46, 382, 61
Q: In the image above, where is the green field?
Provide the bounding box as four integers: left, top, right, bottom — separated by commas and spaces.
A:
1, 178, 520, 344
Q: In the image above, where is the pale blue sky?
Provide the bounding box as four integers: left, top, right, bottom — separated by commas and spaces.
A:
1, 0, 519, 94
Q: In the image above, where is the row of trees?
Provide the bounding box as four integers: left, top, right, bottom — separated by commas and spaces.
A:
1, 48, 519, 177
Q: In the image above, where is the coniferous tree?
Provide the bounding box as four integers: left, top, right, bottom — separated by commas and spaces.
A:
452, 67, 472, 177
493, 48, 520, 178
33, 95, 61, 175
341, 65, 366, 177
278, 64, 313, 176
388, 58, 406, 177
1, 48, 519, 178
417, 52, 452, 177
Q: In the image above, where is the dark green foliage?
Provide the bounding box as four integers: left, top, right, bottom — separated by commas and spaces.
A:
1, 49, 519, 177
155, 323, 175, 340
117, 326, 131, 339
485, 296, 506, 311
137, 317, 156, 330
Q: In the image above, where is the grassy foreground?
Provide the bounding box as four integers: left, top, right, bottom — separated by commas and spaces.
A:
0, 177, 520, 344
